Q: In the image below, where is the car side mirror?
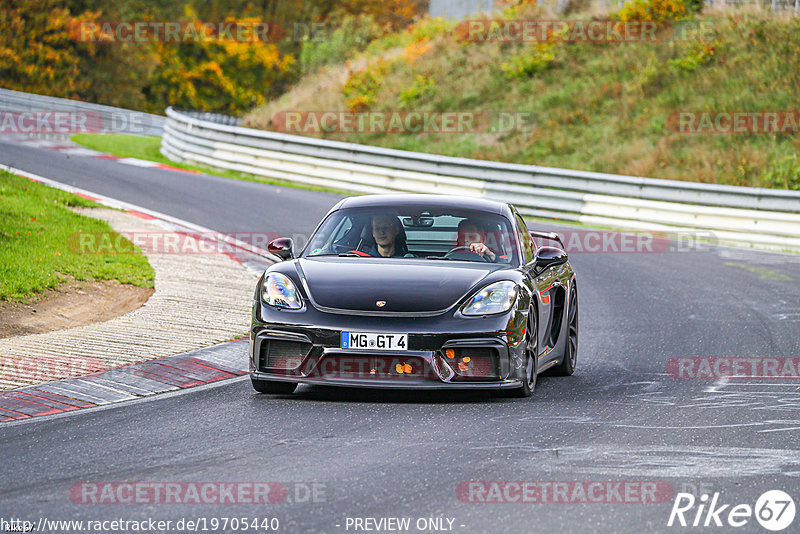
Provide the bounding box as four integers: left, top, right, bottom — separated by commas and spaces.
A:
535, 246, 568, 272
268, 237, 294, 261
529, 230, 564, 249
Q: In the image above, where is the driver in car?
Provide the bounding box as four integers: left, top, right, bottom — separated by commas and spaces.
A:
457, 219, 496, 261
367, 214, 408, 257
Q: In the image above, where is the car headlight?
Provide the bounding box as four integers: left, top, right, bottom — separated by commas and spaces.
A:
461, 281, 517, 316
261, 273, 302, 309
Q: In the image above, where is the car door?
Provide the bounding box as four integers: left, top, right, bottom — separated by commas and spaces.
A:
514, 211, 565, 363
512, 212, 547, 357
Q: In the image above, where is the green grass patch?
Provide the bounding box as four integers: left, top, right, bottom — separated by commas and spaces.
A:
71, 133, 169, 163
0, 171, 154, 301
70, 133, 348, 195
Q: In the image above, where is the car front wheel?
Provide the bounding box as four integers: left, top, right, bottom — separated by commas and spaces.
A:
551, 282, 578, 376
501, 309, 537, 398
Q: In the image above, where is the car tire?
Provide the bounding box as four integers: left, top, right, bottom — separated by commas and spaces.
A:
551, 282, 578, 376
251, 378, 298, 394
500, 309, 537, 398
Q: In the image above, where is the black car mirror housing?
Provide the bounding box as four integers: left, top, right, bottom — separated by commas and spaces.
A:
268, 237, 294, 261
535, 246, 568, 272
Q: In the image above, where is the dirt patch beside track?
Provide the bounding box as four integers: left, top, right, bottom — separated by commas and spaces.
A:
0, 279, 153, 338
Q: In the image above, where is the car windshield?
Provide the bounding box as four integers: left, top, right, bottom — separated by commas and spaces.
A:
302, 205, 520, 265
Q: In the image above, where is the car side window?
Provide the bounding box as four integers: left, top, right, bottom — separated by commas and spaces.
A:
515, 214, 535, 264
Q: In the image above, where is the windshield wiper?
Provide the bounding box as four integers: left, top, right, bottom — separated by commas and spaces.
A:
423, 256, 456, 261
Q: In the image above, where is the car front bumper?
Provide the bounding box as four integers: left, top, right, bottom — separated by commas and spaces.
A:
249, 301, 528, 389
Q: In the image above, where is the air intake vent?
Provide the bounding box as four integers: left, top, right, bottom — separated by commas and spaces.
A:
258, 339, 312, 371
447, 347, 500, 379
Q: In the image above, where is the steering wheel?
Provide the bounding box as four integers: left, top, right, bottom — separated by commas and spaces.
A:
444, 245, 488, 262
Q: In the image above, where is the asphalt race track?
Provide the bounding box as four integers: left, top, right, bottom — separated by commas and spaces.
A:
1, 139, 800, 533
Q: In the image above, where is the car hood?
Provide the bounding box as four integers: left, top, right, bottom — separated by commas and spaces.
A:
294, 257, 504, 314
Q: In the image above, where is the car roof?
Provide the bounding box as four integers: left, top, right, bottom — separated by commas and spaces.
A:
334, 194, 511, 216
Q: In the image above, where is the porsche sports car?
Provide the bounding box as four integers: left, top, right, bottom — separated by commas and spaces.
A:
249, 194, 578, 397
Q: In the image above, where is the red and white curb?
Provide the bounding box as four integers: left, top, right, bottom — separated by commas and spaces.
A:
0, 163, 276, 421
0, 338, 250, 422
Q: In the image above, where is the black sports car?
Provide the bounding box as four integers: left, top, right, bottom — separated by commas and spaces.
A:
249, 194, 578, 397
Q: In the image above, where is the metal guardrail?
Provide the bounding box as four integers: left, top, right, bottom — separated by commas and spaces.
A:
172, 109, 242, 127
161, 107, 800, 251
0, 88, 164, 136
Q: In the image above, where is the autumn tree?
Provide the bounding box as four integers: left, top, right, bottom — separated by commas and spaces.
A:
338, 0, 427, 30
0, 0, 94, 97
143, 16, 295, 114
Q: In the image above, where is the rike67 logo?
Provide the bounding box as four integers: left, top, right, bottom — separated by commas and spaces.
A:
668, 490, 796, 531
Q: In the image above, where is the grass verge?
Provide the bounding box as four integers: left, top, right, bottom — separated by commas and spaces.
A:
0, 170, 155, 301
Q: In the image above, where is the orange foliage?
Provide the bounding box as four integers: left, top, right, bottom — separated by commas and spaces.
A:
402, 38, 431, 63
617, 0, 692, 21
0, 0, 99, 98
147, 16, 294, 114
339, 0, 426, 31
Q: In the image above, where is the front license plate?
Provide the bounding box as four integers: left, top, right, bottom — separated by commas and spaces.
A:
341, 332, 407, 351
